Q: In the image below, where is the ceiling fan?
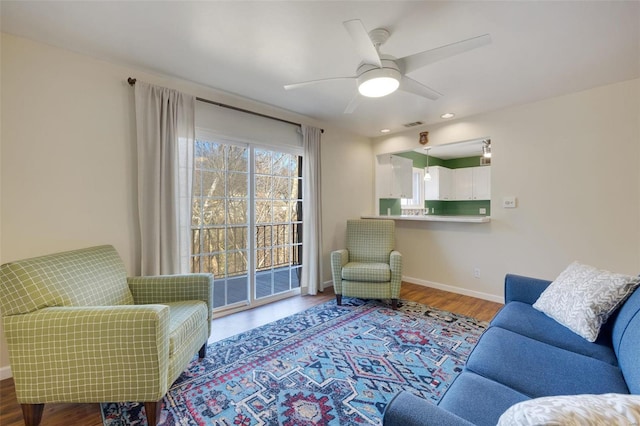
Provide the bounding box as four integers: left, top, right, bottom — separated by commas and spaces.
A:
284, 20, 491, 113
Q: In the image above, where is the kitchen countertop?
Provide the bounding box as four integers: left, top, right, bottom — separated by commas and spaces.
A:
361, 215, 491, 223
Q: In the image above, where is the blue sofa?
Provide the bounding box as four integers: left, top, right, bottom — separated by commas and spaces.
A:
383, 274, 640, 426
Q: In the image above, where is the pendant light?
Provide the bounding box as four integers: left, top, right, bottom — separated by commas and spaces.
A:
424, 147, 432, 181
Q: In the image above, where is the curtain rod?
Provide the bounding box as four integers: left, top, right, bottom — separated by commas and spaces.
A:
127, 78, 323, 133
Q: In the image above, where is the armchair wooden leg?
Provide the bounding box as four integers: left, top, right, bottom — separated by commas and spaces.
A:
199, 343, 207, 359
21, 403, 44, 426
391, 299, 398, 310
144, 400, 162, 426
336, 294, 342, 306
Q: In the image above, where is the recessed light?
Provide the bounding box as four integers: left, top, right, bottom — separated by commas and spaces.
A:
380, 128, 391, 133
440, 112, 455, 119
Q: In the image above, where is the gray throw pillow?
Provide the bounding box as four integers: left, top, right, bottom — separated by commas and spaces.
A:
533, 261, 640, 342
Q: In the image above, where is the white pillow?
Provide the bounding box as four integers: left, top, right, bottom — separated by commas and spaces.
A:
533, 261, 640, 342
497, 394, 640, 426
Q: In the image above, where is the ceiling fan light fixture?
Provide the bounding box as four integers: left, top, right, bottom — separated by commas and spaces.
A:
357, 67, 401, 97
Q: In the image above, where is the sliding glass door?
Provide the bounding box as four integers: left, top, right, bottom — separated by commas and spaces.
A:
254, 149, 302, 299
191, 138, 302, 311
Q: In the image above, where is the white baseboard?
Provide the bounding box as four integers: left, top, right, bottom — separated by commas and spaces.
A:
402, 276, 504, 304
0, 365, 12, 380
324, 277, 502, 304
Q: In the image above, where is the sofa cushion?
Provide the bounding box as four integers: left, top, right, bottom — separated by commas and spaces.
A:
166, 301, 208, 357
465, 327, 630, 398
0, 245, 133, 316
497, 393, 640, 426
438, 371, 530, 426
533, 261, 640, 342
341, 262, 391, 282
490, 302, 618, 365
383, 391, 475, 426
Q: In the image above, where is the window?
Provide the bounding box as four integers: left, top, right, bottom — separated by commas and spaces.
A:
401, 167, 424, 208
191, 139, 302, 311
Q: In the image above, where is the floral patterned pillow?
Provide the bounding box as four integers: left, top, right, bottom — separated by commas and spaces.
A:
497, 394, 640, 426
533, 261, 640, 342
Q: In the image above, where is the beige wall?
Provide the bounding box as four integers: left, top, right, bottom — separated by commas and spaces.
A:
0, 33, 373, 376
373, 78, 640, 301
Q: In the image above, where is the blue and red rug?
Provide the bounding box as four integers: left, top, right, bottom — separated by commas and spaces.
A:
101, 298, 487, 425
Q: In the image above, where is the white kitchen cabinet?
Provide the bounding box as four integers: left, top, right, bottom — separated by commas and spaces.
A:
424, 166, 453, 200
472, 166, 491, 200
453, 168, 473, 200
453, 166, 491, 200
376, 154, 413, 199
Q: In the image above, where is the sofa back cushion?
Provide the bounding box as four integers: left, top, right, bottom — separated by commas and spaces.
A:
346, 219, 395, 264
0, 245, 133, 316
612, 286, 640, 394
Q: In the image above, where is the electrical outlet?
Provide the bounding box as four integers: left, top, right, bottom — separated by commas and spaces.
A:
473, 268, 481, 279
479, 208, 487, 215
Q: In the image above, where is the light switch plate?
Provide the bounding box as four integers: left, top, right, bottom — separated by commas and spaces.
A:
503, 196, 517, 208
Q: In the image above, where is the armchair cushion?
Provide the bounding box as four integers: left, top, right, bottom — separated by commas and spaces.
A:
128, 274, 214, 335
166, 301, 208, 358
342, 262, 391, 282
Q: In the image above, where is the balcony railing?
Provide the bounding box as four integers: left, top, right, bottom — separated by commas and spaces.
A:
190, 223, 301, 276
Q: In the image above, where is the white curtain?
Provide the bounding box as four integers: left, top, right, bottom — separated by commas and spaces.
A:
301, 125, 323, 294
134, 81, 195, 275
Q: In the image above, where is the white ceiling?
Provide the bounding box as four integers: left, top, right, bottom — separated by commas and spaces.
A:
2, 1, 639, 138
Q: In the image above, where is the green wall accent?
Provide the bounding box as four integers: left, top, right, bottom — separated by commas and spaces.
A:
425, 200, 490, 216
445, 156, 483, 169
379, 198, 402, 216
395, 151, 446, 168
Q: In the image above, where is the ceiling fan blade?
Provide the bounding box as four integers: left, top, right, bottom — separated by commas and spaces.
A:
344, 93, 361, 114
399, 76, 442, 100
284, 76, 356, 91
398, 33, 492, 74
343, 19, 382, 68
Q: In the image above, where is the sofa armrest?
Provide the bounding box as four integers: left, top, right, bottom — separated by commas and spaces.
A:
504, 273, 552, 305
3, 305, 170, 403
383, 391, 474, 426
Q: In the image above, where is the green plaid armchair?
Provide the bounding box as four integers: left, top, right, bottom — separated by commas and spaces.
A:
0, 245, 213, 426
331, 219, 402, 309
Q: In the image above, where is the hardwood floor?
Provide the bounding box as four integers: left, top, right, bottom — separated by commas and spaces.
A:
0, 283, 502, 426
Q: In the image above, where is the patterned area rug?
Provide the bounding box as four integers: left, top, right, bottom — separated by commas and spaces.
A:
101, 298, 487, 425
